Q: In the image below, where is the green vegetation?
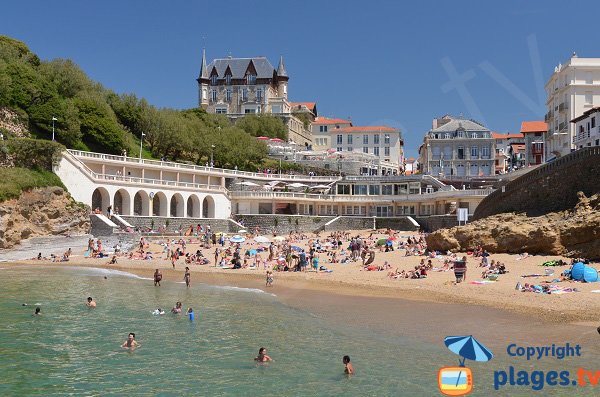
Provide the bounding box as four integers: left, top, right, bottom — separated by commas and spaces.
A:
0, 167, 65, 202
235, 114, 287, 140
0, 35, 272, 170
1, 138, 65, 171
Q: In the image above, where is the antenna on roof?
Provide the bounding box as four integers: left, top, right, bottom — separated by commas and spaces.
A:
228, 51, 232, 59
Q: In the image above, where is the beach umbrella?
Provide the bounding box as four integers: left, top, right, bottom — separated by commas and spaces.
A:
230, 235, 245, 243
238, 229, 248, 234
444, 335, 494, 366
248, 249, 258, 256
288, 182, 309, 188
254, 236, 271, 244
269, 138, 284, 142
291, 245, 303, 252
273, 236, 286, 242
256, 136, 269, 140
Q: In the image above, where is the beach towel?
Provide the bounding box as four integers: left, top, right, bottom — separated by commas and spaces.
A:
521, 274, 543, 278
468, 280, 496, 284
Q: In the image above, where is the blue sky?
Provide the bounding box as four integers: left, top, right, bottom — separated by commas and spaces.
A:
3, 0, 597, 157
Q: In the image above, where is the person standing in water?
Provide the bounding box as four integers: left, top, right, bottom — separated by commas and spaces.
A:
33, 307, 42, 316
121, 333, 140, 349
187, 307, 194, 321
86, 297, 97, 308
153, 269, 162, 287
254, 347, 273, 362
343, 355, 354, 375
184, 267, 191, 288
266, 270, 273, 287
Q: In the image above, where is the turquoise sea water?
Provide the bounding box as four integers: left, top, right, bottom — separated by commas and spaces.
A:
0, 266, 598, 396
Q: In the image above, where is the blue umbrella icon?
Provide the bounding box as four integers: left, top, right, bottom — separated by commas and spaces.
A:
444, 335, 493, 389
444, 335, 493, 366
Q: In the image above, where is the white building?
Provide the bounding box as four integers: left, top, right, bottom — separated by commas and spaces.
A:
571, 107, 600, 149
310, 116, 352, 152
545, 54, 600, 159
332, 126, 403, 175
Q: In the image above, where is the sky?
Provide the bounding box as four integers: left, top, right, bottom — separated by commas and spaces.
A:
3, 0, 598, 158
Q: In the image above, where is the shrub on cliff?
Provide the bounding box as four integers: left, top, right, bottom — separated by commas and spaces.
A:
1, 138, 64, 171
0, 167, 64, 202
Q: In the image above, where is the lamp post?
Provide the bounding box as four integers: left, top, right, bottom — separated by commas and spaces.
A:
210, 144, 215, 167
51, 116, 57, 141
139, 132, 145, 163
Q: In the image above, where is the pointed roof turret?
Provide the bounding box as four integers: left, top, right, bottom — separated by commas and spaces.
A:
277, 55, 288, 79
198, 48, 209, 82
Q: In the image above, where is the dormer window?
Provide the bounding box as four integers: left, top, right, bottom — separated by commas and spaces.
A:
210, 75, 218, 86
247, 74, 256, 85
225, 74, 232, 85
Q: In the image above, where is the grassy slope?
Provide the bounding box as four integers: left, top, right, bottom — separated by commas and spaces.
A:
0, 167, 65, 202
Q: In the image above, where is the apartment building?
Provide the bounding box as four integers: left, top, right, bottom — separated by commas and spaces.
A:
545, 54, 600, 159
420, 115, 495, 178
571, 107, 600, 149
520, 121, 546, 166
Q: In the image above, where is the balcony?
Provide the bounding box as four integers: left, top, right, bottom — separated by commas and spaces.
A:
559, 102, 569, 112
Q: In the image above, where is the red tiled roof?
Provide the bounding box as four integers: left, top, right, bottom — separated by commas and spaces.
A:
312, 116, 352, 125
335, 126, 399, 133
289, 102, 316, 111
492, 132, 524, 139
520, 121, 547, 133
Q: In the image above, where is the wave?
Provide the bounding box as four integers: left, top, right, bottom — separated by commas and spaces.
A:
211, 285, 276, 297
64, 267, 153, 280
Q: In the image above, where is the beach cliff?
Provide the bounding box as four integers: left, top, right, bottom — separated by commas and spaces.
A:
426, 192, 600, 259
0, 187, 90, 249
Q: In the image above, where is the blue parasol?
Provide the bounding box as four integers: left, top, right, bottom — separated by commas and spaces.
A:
248, 249, 258, 256
444, 335, 493, 366
291, 246, 303, 252
230, 235, 245, 243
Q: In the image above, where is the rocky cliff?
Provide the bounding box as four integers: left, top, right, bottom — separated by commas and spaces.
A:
426, 192, 600, 259
0, 187, 90, 249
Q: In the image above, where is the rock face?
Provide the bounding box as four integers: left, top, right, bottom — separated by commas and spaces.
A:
426, 192, 600, 259
0, 187, 90, 249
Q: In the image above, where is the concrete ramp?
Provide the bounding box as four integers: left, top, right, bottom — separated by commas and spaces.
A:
90, 214, 119, 236
111, 214, 133, 229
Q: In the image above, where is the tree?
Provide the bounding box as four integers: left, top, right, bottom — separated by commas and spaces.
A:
235, 114, 287, 139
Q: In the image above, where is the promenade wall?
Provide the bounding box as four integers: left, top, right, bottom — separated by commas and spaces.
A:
473, 147, 600, 219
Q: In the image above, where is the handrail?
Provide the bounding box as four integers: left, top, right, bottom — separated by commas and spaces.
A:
229, 189, 494, 201
67, 149, 340, 182
94, 174, 227, 192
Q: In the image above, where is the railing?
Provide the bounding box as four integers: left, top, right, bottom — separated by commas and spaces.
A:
94, 174, 227, 192
68, 150, 340, 182
63, 151, 227, 192
229, 188, 494, 201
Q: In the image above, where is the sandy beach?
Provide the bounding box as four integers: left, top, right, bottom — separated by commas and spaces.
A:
5, 230, 600, 326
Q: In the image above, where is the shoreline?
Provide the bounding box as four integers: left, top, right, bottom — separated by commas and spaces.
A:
4, 258, 600, 326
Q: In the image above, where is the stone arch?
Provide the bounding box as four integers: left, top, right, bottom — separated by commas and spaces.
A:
152, 191, 168, 217
202, 195, 215, 218
133, 190, 150, 216
170, 193, 184, 217
187, 194, 201, 218
113, 189, 131, 216
91, 187, 110, 213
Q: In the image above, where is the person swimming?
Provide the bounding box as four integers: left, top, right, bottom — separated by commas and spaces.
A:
86, 297, 97, 308
254, 347, 273, 363
343, 355, 354, 375
152, 308, 165, 315
171, 301, 182, 314
121, 333, 140, 349
33, 307, 41, 316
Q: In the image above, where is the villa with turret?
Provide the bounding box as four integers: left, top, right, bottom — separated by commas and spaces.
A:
197, 51, 313, 147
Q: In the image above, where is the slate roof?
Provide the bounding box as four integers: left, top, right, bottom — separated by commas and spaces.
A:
431, 118, 489, 132
207, 57, 277, 79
